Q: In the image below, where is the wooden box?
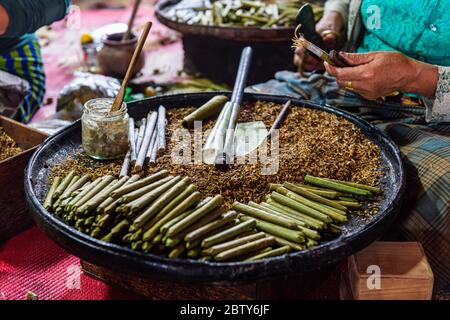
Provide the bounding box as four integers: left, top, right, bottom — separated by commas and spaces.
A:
0, 116, 48, 242
345, 241, 433, 300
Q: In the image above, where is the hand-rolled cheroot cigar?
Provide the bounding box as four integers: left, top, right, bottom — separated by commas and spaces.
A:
275, 186, 347, 222
182, 95, 229, 128
165, 195, 224, 237
201, 218, 256, 249
98, 174, 140, 214
135, 118, 146, 154
157, 105, 166, 153
44, 177, 61, 209
251, 202, 321, 240
135, 111, 158, 171
126, 176, 182, 214
112, 170, 168, 199
213, 236, 276, 261
304, 175, 373, 197
201, 232, 266, 256
53, 170, 76, 199
128, 118, 137, 164
245, 245, 291, 261
184, 210, 238, 243
233, 202, 298, 229
240, 215, 305, 244
132, 177, 192, 229
270, 192, 332, 224
146, 129, 158, 165
118, 175, 174, 203
282, 182, 347, 211
120, 149, 131, 177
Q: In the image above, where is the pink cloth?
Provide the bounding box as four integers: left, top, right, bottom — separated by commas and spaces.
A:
32, 5, 183, 122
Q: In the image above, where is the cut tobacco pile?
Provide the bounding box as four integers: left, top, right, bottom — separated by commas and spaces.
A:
45, 100, 384, 262
51, 101, 383, 208
44, 169, 382, 262
0, 127, 22, 162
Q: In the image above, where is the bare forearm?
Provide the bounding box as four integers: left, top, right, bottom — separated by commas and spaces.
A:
0, 5, 9, 36
403, 60, 439, 98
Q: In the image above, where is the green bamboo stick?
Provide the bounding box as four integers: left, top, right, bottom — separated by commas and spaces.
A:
233, 202, 298, 229
245, 245, 291, 261
44, 177, 61, 210
304, 175, 373, 197
201, 219, 256, 249
185, 224, 234, 250
240, 215, 305, 244
166, 195, 224, 237
270, 192, 332, 223
283, 182, 347, 211
214, 237, 275, 262
111, 170, 168, 198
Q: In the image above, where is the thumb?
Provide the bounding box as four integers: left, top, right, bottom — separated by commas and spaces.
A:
339, 52, 375, 66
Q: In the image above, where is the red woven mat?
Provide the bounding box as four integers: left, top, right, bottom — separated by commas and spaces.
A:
0, 226, 342, 300
0, 227, 140, 300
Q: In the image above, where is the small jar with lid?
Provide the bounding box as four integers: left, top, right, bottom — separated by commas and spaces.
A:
82, 98, 129, 160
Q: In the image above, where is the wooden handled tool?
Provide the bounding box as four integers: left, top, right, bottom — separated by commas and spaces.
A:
111, 21, 152, 112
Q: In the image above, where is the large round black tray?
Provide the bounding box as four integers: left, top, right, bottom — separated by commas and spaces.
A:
25, 92, 404, 284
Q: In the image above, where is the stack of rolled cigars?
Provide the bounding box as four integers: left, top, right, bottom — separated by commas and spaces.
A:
44, 171, 381, 262
120, 105, 167, 177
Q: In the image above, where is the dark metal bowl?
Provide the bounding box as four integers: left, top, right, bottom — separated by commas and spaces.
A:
25, 92, 404, 284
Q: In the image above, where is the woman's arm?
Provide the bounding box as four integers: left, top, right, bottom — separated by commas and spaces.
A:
0, 0, 71, 37
324, 51, 449, 122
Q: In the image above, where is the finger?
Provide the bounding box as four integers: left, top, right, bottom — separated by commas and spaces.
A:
322, 34, 337, 46
324, 62, 369, 82
339, 52, 375, 66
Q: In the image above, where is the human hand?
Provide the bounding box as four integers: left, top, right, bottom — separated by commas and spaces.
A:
293, 11, 344, 72
324, 51, 439, 100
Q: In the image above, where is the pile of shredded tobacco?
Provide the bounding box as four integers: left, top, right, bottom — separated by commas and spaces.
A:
0, 127, 22, 162
51, 101, 383, 208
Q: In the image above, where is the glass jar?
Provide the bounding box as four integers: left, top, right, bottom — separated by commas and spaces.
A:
82, 98, 129, 160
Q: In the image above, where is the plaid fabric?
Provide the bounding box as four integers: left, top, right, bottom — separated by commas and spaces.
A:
378, 121, 450, 288
0, 39, 45, 123
250, 76, 450, 288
